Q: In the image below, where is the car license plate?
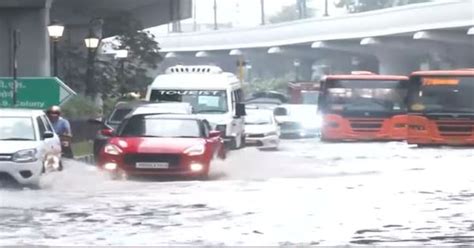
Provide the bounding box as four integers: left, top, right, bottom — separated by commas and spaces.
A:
136, 162, 169, 169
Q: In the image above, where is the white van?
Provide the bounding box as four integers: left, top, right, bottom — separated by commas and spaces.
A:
146, 65, 246, 149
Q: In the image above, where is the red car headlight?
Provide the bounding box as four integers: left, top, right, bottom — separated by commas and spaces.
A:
104, 144, 123, 155
184, 144, 205, 156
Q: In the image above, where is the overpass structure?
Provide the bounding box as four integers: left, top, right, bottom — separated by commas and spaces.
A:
0, 0, 191, 77
158, 0, 474, 79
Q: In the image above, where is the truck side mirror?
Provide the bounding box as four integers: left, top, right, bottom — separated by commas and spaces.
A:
236, 103, 246, 117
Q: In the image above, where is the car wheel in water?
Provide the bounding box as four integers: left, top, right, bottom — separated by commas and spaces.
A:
110, 169, 128, 181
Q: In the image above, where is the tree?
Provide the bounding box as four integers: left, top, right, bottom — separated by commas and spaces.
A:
334, 0, 431, 13
269, 2, 315, 24
59, 12, 162, 105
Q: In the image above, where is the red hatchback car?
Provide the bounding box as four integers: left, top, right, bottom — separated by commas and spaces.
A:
98, 113, 225, 179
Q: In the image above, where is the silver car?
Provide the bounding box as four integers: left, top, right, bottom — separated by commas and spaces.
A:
0, 109, 62, 188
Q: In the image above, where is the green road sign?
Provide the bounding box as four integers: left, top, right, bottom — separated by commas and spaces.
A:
0, 77, 76, 109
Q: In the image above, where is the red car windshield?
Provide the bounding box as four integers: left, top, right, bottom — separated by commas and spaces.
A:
120, 116, 202, 138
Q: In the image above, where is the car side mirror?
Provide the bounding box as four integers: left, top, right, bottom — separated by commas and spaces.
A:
88, 118, 103, 125
101, 129, 115, 137
235, 103, 246, 117
209, 130, 221, 138
43, 131, 54, 139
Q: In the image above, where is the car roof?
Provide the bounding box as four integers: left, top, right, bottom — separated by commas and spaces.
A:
131, 102, 194, 116
133, 113, 204, 121
0, 108, 45, 117
245, 98, 282, 104
277, 104, 317, 108
150, 73, 241, 90
114, 100, 148, 109
410, 69, 474, 77
324, 74, 408, 81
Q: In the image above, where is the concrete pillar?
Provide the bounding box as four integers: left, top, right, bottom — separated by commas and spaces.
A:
376, 50, 420, 75
0, 5, 51, 77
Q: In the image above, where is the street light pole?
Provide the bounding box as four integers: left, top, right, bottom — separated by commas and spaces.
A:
52, 40, 59, 76
12, 29, 20, 106
293, 59, 301, 82
260, 0, 265, 25
213, 0, 218, 30
84, 18, 102, 99
324, 0, 329, 16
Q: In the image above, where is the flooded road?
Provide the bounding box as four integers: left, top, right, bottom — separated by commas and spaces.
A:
1, 139, 474, 246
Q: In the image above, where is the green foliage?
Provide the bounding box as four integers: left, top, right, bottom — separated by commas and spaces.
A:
61, 95, 100, 119
269, 1, 315, 23
59, 12, 162, 109
335, 0, 431, 13
244, 73, 295, 95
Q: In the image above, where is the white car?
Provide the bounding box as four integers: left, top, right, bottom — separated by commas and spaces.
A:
274, 104, 322, 138
0, 109, 62, 188
244, 108, 280, 149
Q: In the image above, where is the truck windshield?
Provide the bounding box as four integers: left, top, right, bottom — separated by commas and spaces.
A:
149, 90, 228, 114
323, 80, 407, 114
408, 76, 474, 113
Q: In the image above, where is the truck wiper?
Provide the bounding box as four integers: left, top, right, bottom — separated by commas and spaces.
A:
0, 138, 34, 141
197, 110, 227, 113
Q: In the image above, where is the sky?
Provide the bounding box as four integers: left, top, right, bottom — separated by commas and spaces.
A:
150, 0, 337, 34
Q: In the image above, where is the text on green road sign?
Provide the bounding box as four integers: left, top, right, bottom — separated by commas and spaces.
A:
0, 77, 76, 109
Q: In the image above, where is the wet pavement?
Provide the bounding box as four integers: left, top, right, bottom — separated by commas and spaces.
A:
1, 139, 474, 246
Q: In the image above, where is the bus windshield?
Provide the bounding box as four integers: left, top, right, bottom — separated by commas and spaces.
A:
149, 90, 228, 114
301, 91, 320, 105
408, 76, 474, 113
323, 80, 407, 114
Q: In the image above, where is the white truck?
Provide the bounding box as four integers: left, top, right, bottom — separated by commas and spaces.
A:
146, 65, 246, 149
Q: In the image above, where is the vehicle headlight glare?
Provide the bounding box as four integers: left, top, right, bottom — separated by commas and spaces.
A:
190, 163, 204, 172
12, 149, 37, 163
104, 162, 118, 171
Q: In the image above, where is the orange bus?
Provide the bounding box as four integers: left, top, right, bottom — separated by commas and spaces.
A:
288, 81, 320, 104
319, 72, 409, 141
406, 69, 474, 146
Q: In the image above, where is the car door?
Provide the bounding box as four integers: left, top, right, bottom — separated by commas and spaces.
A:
231, 89, 245, 140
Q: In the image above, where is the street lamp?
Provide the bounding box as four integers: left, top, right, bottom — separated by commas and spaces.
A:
47, 20, 65, 76
84, 32, 100, 49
